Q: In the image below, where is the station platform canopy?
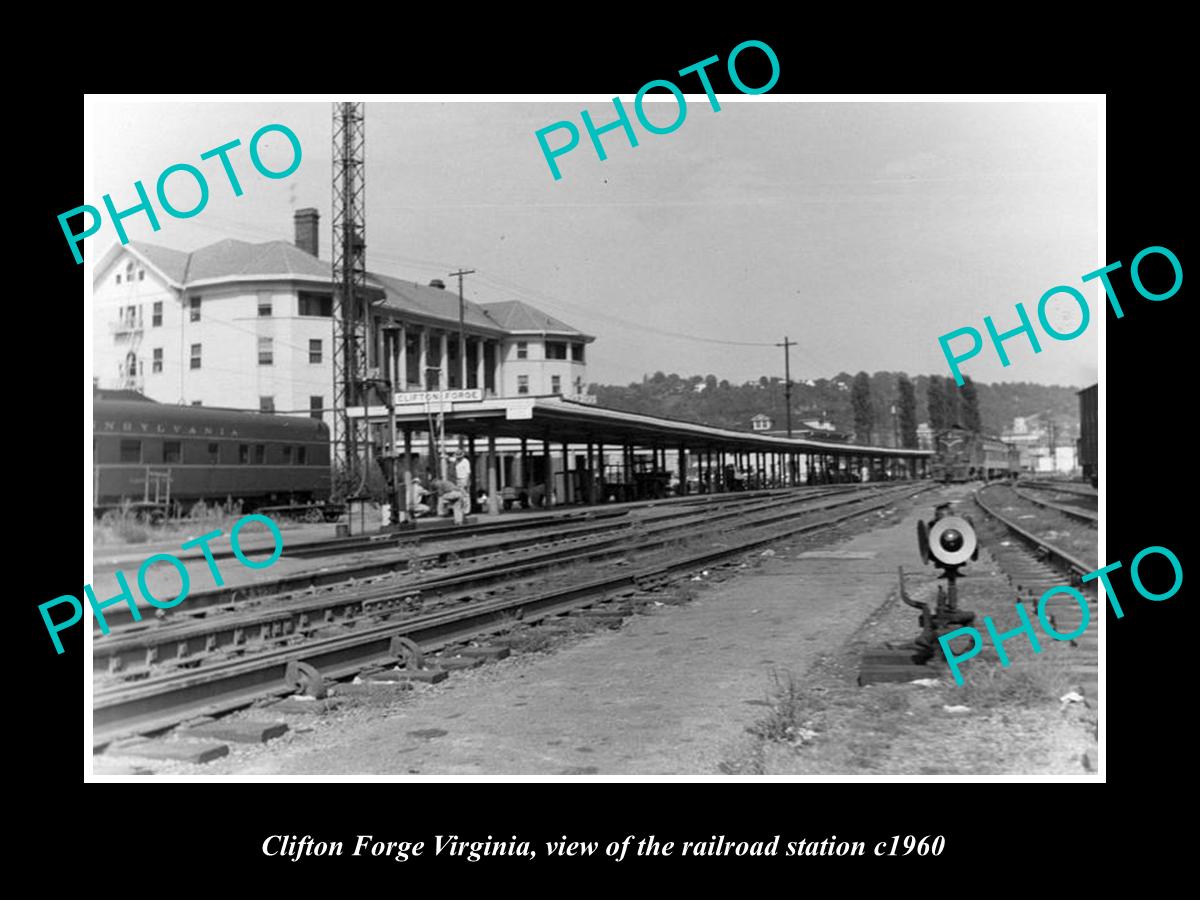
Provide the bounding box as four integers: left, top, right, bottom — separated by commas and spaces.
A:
350, 393, 930, 460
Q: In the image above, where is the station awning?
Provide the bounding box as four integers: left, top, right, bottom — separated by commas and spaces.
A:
349, 394, 930, 459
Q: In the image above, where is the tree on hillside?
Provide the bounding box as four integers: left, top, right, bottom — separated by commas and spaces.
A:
943, 377, 962, 429
927, 376, 947, 431
852, 371, 874, 443
897, 374, 918, 448
961, 376, 982, 433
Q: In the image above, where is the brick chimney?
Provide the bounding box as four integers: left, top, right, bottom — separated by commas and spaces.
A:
294, 208, 319, 257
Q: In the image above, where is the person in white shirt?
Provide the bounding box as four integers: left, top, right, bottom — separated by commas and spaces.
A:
454, 451, 471, 489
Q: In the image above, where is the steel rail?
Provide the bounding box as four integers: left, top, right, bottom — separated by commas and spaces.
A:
1022, 479, 1097, 499
94, 484, 873, 631
974, 485, 1093, 579
94, 484, 899, 672
94, 483, 932, 746
1011, 484, 1097, 524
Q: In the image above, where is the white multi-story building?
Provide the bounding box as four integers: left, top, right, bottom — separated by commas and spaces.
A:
92, 210, 595, 422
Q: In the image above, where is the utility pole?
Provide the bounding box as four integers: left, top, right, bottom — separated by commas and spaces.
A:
775, 336, 795, 437
1045, 410, 1057, 474
449, 268, 475, 390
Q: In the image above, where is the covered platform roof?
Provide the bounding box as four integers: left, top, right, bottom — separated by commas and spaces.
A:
350, 395, 930, 459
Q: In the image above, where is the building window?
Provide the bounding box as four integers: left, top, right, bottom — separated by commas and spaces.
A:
152, 348, 163, 373
309, 339, 322, 364
189, 296, 201, 322
162, 441, 182, 464
116, 274, 121, 285
138, 270, 145, 281
310, 396, 323, 419
282, 445, 292, 464
546, 341, 567, 360
258, 298, 273, 317
571, 342, 585, 362
259, 396, 275, 413
254, 444, 266, 465
298, 291, 333, 317
119, 439, 141, 463
239, 444, 250, 464
516, 341, 528, 360
517, 375, 529, 395
551, 375, 561, 394
298, 445, 308, 465
207, 442, 220, 463
190, 343, 201, 369
258, 337, 273, 366
152, 301, 162, 327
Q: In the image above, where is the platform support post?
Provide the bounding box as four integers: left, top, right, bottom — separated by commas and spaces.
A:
487, 432, 499, 515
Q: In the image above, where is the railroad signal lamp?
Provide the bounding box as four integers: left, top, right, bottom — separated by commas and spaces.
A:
928, 516, 976, 566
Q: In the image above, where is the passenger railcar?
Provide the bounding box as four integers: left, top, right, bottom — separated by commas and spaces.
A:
1077, 383, 1097, 488
93, 395, 331, 515
931, 428, 1018, 483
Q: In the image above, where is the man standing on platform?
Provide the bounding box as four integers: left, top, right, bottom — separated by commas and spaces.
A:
454, 450, 471, 492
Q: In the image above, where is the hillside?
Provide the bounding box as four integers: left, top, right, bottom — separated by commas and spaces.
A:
589, 371, 1084, 444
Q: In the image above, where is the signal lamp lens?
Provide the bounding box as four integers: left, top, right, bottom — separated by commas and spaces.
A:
941, 529, 964, 552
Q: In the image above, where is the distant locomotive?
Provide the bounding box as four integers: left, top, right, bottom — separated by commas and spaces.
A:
930, 427, 1018, 483
1077, 383, 1097, 488
93, 393, 332, 518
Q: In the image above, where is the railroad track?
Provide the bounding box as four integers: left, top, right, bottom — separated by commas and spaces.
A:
94, 484, 877, 631
92, 485, 809, 573
95, 484, 893, 673
1012, 484, 1098, 524
1022, 479, 1097, 499
93, 481, 932, 748
973, 486, 1097, 701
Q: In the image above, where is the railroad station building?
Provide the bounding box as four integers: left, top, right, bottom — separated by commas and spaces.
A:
91, 210, 595, 426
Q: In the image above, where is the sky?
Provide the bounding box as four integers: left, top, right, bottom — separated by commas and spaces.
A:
85, 98, 1100, 389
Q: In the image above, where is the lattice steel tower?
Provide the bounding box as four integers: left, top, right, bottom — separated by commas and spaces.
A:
331, 102, 369, 488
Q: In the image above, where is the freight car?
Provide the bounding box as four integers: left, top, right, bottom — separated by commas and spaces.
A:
93, 394, 333, 519
1077, 383, 1097, 488
930, 427, 1018, 483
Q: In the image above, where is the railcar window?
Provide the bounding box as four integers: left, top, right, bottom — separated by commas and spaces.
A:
239, 444, 250, 464
119, 440, 141, 463
207, 442, 220, 463
282, 446, 292, 464
163, 441, 182, 463
255, 444, 266, 465
298, 446, 308, 465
